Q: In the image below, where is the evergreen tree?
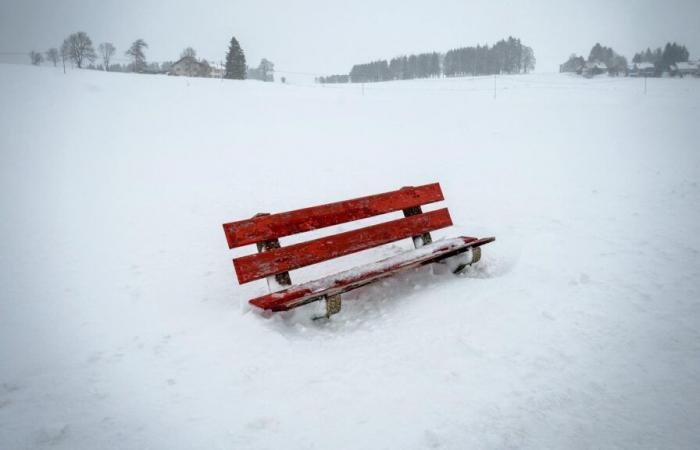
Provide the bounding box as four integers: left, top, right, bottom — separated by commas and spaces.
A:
225, 36, 246, 80
662, 42, 689, 67
389, 56, 405, 80
349, 60, 390, 82
588, 43, 615, 65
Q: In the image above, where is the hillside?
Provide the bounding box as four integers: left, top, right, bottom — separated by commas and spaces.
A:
1, 64, 699, 449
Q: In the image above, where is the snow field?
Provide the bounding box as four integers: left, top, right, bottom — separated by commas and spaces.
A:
1, 64, 699, 449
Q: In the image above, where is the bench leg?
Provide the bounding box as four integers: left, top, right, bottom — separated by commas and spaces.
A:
313, 294, 342, 320
453, 247, 482, 274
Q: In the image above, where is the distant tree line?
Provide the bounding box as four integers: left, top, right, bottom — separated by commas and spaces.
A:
388, 53, 441, 80
318, 36, 535, 84
349, 60, 390, 83
444, 38, 535, 77
28, 31, 254, 81
561, 41, 693, 77
632, 43, 689, 72
82, 61, 174, 73
316, 74, 349, 83
29, 31, 153, 74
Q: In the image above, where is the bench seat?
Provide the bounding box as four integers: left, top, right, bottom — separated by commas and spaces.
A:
249, 236, 495, 311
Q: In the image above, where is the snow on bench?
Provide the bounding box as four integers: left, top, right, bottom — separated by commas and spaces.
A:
222, 183, 495, 319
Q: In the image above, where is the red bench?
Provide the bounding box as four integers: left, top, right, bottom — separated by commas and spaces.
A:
222, 183, 495, 318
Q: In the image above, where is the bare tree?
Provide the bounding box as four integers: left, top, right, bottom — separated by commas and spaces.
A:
259, 58, 274, 82
65, 31, 97, 68
180, 47, 196, 59
125, 39, 148, 72
98, 42, 116, 71
29, 51, 44, 65
521, 46, 536, 73
45, 48, 59, 67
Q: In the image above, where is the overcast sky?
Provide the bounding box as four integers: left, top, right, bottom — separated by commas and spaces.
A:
1, 0, 699, 75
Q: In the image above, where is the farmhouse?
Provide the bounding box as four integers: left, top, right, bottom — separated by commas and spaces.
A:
583, 61, 607, 77
559, 55, 585, 74
168, 56, 211, 78
208, 63, 224, 78
670, 61, 699, 77
629, 62, 656, 77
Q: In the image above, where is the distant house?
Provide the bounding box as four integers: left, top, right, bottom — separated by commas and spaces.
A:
669, 61, 699, 77
208, 63, 224, 78
559, 55, 585, 74
583, 61, 607, 77
629, 62, 656, 77
168, 56, 211, 78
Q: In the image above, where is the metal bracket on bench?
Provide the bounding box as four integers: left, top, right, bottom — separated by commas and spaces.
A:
452, 246, 482, 274
313, 294, 342, 320
254, 213, 292, 291
401, 200, 433, 248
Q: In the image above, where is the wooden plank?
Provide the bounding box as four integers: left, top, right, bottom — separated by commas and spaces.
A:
233, 208, 453, 284
249, 236, 496, 311
223, 183, 443, 249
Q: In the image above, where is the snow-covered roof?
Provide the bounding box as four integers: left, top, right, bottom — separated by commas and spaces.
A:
172, 56, 197, 66
585, 61, 607, 70
635, 62, 655, 70
674, 62, 698, 70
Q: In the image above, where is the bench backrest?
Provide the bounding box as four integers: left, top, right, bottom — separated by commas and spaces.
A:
223, 183, 452, 285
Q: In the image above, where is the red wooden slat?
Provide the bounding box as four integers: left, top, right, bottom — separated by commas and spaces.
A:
233, 208, 453, 284
223, 183, 443, 249
249, 236, 496, 311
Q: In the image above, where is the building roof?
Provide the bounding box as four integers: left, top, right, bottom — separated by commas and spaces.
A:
585, 61, 607, 70
674, 62, 698, 70
172, 56, 200, 67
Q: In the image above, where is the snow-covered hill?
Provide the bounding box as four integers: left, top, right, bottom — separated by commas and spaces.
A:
1, 64, 699, 449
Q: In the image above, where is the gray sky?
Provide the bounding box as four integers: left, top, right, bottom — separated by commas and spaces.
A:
1, 0, 699, 75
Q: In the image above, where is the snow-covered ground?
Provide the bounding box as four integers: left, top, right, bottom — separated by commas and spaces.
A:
1, 64, 699, 449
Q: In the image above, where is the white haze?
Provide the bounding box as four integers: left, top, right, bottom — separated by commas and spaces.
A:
1, 0, 700, 74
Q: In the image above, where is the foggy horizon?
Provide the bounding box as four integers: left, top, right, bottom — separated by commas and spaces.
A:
2, 0, 700, 75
